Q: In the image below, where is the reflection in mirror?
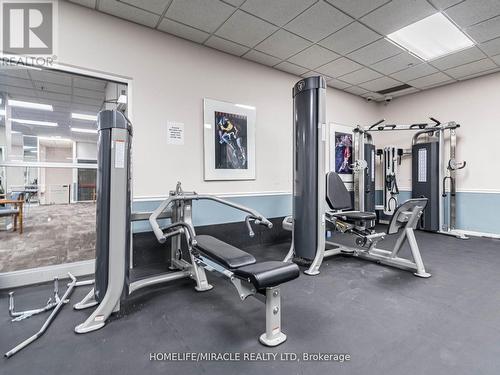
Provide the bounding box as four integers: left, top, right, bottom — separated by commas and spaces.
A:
0, 66, 127, 274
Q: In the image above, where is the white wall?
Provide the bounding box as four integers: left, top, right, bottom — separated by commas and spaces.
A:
76, 142, 97, 161
58, 2, 378, 198
376, 72, 500, 193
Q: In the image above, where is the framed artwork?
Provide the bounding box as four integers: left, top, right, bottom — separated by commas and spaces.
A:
203, 98, 256, 180
329, 123, 354, 186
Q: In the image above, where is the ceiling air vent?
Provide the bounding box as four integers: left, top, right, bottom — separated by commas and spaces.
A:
376, 84, 413, 95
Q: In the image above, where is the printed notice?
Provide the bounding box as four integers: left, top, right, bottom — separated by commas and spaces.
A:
168, 122, 184, 145
115, 140, 125, 169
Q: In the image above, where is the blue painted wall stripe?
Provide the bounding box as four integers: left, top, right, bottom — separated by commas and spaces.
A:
133, 191, 500, 236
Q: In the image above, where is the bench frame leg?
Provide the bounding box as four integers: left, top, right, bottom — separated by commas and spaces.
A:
259, 286, 287, 347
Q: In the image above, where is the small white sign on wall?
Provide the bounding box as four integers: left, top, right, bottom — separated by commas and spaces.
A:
167, 122, 184, 145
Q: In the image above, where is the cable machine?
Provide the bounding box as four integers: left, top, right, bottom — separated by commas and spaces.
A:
353, 118, 467, 239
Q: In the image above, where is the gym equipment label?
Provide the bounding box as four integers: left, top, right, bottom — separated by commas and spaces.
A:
114, 140, 125, 169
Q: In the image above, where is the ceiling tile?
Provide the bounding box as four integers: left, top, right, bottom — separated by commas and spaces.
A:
68, 0, 96, 8
316, 57, 363, 77
492, 54, 500, 65
347, 39, 402, 65
241, 0, 316, 27
343, 85, 369, 95
1, 86, 38, 98
430, 46, 486, 70
319, 22, 380, 55
287, 45, 339, 70
466, 16, 500, 43
390, 87, 419, 97
274, 62, 309, 76
254, 29, 311, 59
0, 69, 30, 79
444, 58, 497, 78
326, 78, 351, 89
204, 36, 249, 56
74, 87, 105, 99
427, 0, 462, 10
120, 0, 171, 15
480, 37, 500, 55
99, 0, 160, 27
29, 70, 72, 86
390, 64, 438, 81
215, 10, 278, 47
284, 1, 353, 43
33, 81, 73, 94
360, 0, 436, 35
371, 52, 421, 74
40, 91, 73, 102
407, 72, 454, 88
0, 76, 32, 88
304, 72, 335, 81
457, 67, 500, 80
338, 68, 382, 85
242, 50, 281, 67
166, 0, 234, 33
158, 18, 209, 43
359, 76, 401, 91
325, 0, 390, 19
73, 77, 107, 91
444, 0, 500, 28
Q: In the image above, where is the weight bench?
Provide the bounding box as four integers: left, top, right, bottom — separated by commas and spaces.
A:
144, 184, 300, 347
192, 235, 299, 346
284, 172, 431, 277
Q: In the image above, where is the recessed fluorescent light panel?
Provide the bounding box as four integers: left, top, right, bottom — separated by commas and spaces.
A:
387, 13, 474, 61
8, 100, 53, 111
0, 109, 5, 116
71, 113, 97, 121
11, 119, 58, 127
71, 127, 97, 134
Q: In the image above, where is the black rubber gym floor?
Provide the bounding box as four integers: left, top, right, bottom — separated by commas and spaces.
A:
1, 230, 500, 375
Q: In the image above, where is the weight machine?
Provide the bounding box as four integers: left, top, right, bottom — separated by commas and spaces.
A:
74, 110, 299, 346
283, 76, 431, 277
354, 118, 467, 239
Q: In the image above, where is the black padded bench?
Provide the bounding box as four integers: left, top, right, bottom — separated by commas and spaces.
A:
193, 234, 299, 346
194, 235, 300, 290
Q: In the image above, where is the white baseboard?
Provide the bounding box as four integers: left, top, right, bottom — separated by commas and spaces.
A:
455, 229, 500, 239
0, 259, 95, 290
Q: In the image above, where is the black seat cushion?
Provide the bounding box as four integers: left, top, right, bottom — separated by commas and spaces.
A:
332, 211, 376, 221
194, 235, 256, 269
233, 261, 300, 290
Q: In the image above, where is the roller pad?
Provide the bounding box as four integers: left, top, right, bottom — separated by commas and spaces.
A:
195, 235, 256, 269
233, 261, 300, 290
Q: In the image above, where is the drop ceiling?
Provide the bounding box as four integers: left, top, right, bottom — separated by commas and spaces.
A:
68, 0, 500, 101
0, 68, 115, 142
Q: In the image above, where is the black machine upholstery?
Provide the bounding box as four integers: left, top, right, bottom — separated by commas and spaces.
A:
233, 261, 300, 290
194, 235, 300, 290
326, 171, 376, 223
326, 171, 352, 210
195, 235, 256, 269
332, 211, 376, 221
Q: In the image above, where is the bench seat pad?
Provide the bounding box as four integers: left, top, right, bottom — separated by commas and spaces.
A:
195, 235, 256, 269
332, 211, 376, 221
233, 261, 300, 290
